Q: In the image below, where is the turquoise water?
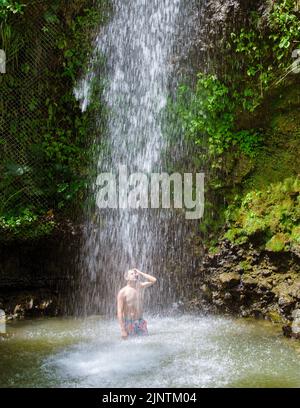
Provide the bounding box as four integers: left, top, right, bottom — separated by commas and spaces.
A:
0, 314, 300, 388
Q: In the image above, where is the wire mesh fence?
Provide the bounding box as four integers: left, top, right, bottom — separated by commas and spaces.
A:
0, 2, 63, 236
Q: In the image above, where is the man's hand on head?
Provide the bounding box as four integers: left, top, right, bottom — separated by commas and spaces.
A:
132, 268, 157, 285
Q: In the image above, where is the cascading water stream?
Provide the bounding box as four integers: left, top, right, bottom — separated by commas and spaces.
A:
76, 0, 198, 316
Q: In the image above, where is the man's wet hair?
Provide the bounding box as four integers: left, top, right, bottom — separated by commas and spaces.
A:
124, 269, 135, 280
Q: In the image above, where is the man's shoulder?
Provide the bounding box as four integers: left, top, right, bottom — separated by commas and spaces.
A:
118, 286, 127, 295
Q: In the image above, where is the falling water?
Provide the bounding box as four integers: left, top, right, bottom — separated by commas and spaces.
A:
76, 0, 198, 316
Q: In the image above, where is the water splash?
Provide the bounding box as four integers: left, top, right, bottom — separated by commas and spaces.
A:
2, 316, 300, 388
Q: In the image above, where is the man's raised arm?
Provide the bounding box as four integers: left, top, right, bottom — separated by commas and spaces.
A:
134, 268, 157, 288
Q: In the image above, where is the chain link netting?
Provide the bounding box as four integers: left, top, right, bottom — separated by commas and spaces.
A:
0, 2, 62, 221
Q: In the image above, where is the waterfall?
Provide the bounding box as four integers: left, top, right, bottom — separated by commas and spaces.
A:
75, 0, 198, 316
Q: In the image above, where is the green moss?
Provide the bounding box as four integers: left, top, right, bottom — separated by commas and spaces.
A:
219, 272, 241, 286
291, 226, 300, 243
224, 228, 248, 244
266, 311, 284, 324
242, 213, 268, 236
242, 81, 300, 189
166, 1, 300, 250
266, 233, 289, 252
225, 177, 300, 249
208, 246, 220, 255
291, 226, 300, 252
239, 260, 252, 271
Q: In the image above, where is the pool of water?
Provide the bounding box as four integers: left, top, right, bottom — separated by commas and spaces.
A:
0, 314, 300, 388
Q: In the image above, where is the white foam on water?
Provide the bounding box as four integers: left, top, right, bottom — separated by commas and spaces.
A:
41, 315, 300, 388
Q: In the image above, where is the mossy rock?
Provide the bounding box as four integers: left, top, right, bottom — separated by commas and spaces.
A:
266, 310, 283, 324
219, 272, 241, 287
241, 275, 258, 287
224, 228, 248, 244
265, 233, 289, 252
225, 177, 299, 248
291, 225, 300, 246
238, 260, 252, 271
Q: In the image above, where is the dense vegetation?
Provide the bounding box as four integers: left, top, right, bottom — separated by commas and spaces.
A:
0, 0, 110, 240
174, 0, 300, 251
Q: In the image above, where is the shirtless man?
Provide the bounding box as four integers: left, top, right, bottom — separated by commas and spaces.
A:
117, 268, 157, 339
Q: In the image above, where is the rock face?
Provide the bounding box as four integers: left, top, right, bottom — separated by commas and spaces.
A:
0, 310, 5, 336
0, 222, 82, 319
290, 309, 300, 339
180, 0, 300, 340
187, 239, 300, 337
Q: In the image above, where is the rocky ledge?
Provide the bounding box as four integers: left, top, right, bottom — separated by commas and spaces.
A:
188, 239, 300, 339
0, 220, 82, 319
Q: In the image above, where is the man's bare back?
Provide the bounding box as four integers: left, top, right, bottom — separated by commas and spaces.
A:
117, 268, 157, 339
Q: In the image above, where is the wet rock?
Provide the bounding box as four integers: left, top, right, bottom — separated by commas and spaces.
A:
0, 291, 61, 319
212, 298, 224, 307
241, 276, 258, 287
200, 284, 212, 300
282, 324, 292, 338
262, 269, 272, 277
291, 309, 300, 336
0, 309, 6, 335
219, 272, 240, 287
240, 307, 250, 317
192, 234, 300, 340
283, 310, 300, 339
0, 221, 82, 318
258, 279, 273, 290
224, 292, 232, 300
289, 281, 300, 299
278, 295, 295, 313
266, 310, 283, 324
